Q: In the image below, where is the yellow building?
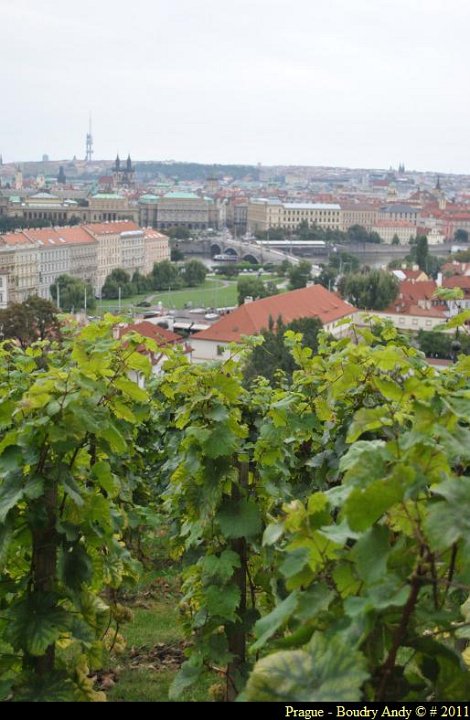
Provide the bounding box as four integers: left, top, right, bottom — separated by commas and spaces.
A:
247, 198, 341, 232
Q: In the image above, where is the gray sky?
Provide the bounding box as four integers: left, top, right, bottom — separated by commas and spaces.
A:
2, 0, 470, 173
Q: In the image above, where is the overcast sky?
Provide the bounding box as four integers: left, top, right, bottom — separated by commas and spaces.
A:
2, 0, 469, 173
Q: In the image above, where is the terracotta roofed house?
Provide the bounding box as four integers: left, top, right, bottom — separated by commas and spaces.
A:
117, 320, 192, 377
190, 284, 357, 363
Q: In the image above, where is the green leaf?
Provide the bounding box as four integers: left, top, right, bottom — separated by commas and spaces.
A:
217, 498, 262, 539
252, 591, 299, 651
0, 475, 24, 523
63, 474, 85, 506
204, 584, 240, 621
0, 444, 23, 472
101, 422, 127, 454
425, 477, 470, 552
169, 659, 202, 700
6, 595, 71, 656
279, 547, 310, 578
204, 423, 239, 458
91, 461, 120, 498
345, 475, 405, 532
295, 584, 335, 622
244, 632, 369, 701
347, 407, 393, 444
200, 550, 240, 583
350, 525, 391, 584
60, 544, 93, 590
339, 440, 387, 484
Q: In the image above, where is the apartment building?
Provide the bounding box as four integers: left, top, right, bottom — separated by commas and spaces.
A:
371, 220, 417, 244
340, 203, 378, 232
0, 221, 169, 304
22, 227, 98, 299
141, 228, 171, 275
247, 198, 341, 232
378, 204, 419, 225
0, 232, 39, 303
0, 272, 8, 308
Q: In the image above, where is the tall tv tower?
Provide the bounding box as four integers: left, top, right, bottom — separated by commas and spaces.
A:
85, 114, 93, 162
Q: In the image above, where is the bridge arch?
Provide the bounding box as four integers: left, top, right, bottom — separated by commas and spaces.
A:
242, 253, 260, 264
222, 246, 239, 257
210, 243, 222, 257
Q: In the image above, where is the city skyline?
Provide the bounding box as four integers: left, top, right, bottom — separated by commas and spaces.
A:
2, 0, 470, 174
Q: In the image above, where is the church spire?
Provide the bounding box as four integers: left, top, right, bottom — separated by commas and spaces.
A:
115, 154, 120, 171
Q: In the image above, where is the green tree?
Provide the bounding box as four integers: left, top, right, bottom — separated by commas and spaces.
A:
131, 269, 152, 294
346, 224, 369, 243
49, 275, 96, 313
237, 276, 276, 305
316, 265, 338, 291
415, 234, 429, 271
170, 246, 185, 261
328, 251, 360, 274
0, 296, 59, 348
101, 268, 133, 299
338, 269, 399, 310
166, 226, 191, 240
454, 228, 469, 243
277, 259, 292, 277
391, 233, 400, 245
151, 260, 183, 291
288, 260, 312, 290
244, 316, 322, 384
182, 259, 207, 287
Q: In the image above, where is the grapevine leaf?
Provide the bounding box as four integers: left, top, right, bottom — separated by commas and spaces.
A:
6, 595, 71, 656
262, 521, 284, 546
0, 444, 23, 472
347, 407, 393, 444
203, 584, 240, 621
244, 632, 369, 701
169, 659, 203, 700
0, 475, 24, 522
200, 550, 240, 583
216, 498, 262, 539
252, 591, 299, 651
425, 477, 470, 552
60, 544, 93, 590
350, 525, 391, 583
345, 476, 404, 532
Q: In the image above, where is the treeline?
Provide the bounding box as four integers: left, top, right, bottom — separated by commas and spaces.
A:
101, 259, 208, 299
134, 161, 259, 181
0, 215, 82, 233
255, 221, 383, 244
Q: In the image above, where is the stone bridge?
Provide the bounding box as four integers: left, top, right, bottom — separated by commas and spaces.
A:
182, 237, 300, 265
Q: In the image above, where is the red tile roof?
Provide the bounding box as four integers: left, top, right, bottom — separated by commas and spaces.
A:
23, 227, 96, 246
193, 284, 356, 343
0, 231, 35, 247
397, 280, 438, 303
119, 321, 182, 346
84, 221, 140, 235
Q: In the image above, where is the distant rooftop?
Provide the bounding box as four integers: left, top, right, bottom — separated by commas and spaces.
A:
163, 191, 201, 200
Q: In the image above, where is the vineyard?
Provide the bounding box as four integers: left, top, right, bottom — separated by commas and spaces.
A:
2, 314, 470, 701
